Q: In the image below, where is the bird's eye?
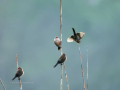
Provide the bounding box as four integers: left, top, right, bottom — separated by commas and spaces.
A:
18, 68, 19, 69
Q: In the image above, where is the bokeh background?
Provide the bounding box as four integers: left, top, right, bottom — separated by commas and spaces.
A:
0, 0, 120, 90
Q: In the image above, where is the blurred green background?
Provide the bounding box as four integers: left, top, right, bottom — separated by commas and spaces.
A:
0, 0, 120, 90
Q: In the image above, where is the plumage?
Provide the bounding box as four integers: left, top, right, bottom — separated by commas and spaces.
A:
54, 37, 61, 50
12, 67, 24, 80
54, 53, 67, 68
67, 28, 85, 44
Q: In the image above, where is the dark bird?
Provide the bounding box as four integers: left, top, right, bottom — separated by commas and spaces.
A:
67, 28, 85, 44
54, 53, 67, 68
12, 67, 24, 80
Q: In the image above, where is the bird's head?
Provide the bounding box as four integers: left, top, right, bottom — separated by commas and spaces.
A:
76, 40, 80, 43
54, 37, 60, 41
62, 53, 66, 57
76, 40, 81, 44
55, 37, 58, 39
18, 67, 22, 70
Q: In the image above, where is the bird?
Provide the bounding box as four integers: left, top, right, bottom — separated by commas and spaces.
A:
53, 53, 67, 68
12, 67, 24, 80
67, 28, 85, 44
54, 36, 61, 50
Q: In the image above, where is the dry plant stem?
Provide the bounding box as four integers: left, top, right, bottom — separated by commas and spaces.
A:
60, 64, 62, 90
60, 0, 62, 90
18, 78, 22, 90
0, 79, 6, 90
63, 63, 69, 90
60, 1, 69, 89
16, 54, 18, 69
78, 45, 86, 90
16, 54, 22, 90
87, 47, 88, 90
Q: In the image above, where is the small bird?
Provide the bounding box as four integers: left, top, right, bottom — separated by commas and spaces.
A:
54, 53, 67, 68
67, 28, 85, 44
12, 67, 24, 80
54, 37, 61, 50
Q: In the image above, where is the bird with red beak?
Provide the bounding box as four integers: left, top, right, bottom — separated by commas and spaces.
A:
67, 28, 85, 44
54, 36, 61, 50
54, 53, 67, 68
12, 67, 24, 80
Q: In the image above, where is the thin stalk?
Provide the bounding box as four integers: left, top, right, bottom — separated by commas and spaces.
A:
16, 54, 22, 90
87, 47, 88, 90
0, 79, 6, 90
63, 63, 69, 90
78, 45, 86, 90
60, 0, 62, 90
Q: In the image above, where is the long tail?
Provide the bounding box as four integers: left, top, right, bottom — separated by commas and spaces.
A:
12, 76, 16, 80
54, 63, 58, 68
58, 46, 61, 50
72, 28, 76, 35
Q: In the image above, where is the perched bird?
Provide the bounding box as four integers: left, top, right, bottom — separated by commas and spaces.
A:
67, 28, 85, 44
54, 37, 61, 50
12, 67, 24, 80
54, 53, 67, 68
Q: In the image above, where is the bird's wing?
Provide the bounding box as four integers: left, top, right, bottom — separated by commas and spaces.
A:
15, 72, 20, 77
17, 70, 23, 76
59, 41, 62, 45
58, 59, 62, 63
76, 33, 81, 39
67, 35, 74, 42
77, 32, 85, 39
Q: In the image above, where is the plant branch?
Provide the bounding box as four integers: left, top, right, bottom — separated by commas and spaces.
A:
87, 47, 88, 90
60, 0, 62, 90
0, 79, 6, 90
16, 54, 22, 90
63, 63, 69, 90
78, 45, 86, 90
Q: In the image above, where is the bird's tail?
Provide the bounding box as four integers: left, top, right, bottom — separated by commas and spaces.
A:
58, 46, 61, 50
54, 63, 58, 68
12, 76, 16, 80
72, 28, 76, 35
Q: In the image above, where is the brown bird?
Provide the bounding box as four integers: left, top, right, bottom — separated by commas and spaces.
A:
67, 28, 85, 44
12, 67, 24, 80
54, 53, 67, 68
